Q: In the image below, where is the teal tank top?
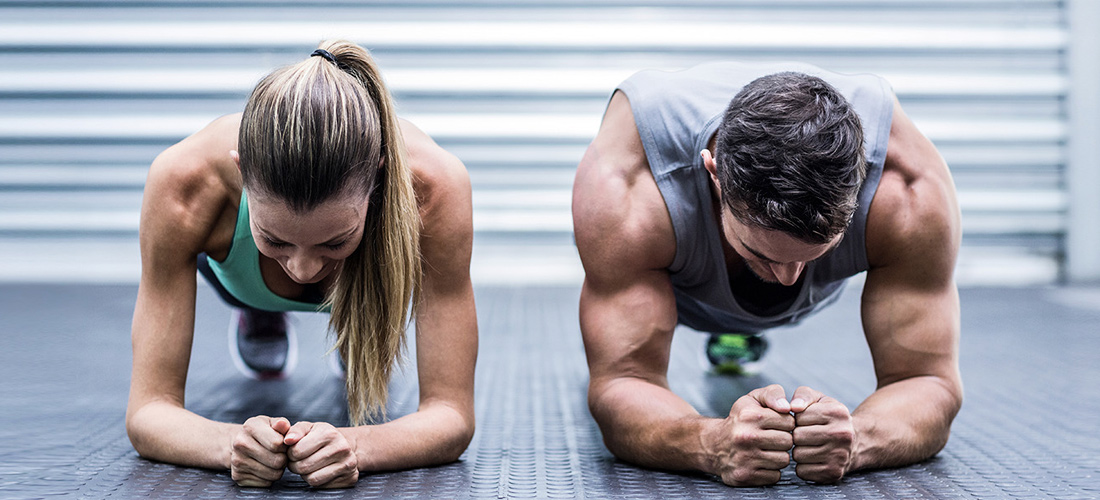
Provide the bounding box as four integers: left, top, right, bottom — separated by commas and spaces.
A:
205, 191, 331, 313
617, 61, 895, 334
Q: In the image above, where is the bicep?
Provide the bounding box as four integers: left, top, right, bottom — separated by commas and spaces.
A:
579, 268, 679, 388
861, 268, 960, 388
860, 204, 961, 394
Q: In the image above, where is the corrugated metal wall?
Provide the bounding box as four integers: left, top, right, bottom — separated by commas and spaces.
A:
0, 0, 1071, 285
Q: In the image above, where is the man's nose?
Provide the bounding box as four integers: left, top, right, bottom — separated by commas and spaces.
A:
771, 261, 805, 286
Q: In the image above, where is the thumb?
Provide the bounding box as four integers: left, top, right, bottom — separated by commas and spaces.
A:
270, 417, 291, 435
789, 386, 824, 413
284, 421, 313, 446
750, 384, 790, 414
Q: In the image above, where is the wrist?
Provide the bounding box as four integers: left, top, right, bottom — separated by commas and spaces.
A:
339, 425, 370, 472
695, 417, 725, 476
221, 422, 243, 470
847, 413, 872, 474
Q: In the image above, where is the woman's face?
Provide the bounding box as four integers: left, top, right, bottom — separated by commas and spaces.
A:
247, 190, 369, 285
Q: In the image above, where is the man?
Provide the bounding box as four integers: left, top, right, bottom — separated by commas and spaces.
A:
572, 61, 962, 486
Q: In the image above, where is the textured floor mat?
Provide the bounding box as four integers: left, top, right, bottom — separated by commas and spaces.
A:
1, 283, 1097, 499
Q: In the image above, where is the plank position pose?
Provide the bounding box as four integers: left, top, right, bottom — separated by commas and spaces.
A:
572, 62, 962, 486
126, 40, 477, 488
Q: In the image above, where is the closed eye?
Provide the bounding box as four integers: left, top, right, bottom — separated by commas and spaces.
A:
322, 240, 349, 250
263, 237, 290, 248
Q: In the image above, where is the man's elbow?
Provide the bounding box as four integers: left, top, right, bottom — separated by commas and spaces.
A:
929, 374, 964, 457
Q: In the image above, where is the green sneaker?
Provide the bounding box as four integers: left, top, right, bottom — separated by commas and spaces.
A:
705, 334, 768, 375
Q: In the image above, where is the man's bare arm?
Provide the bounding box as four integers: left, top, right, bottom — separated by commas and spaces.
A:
849, 99, 964, 473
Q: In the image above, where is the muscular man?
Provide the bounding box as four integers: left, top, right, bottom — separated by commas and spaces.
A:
572, 62, 962, 486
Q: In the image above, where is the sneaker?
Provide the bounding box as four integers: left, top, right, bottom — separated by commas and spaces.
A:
228, 308, 297, 380
705, 333, 768, 375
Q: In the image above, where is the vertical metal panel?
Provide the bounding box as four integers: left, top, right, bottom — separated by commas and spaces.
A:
1066, 0, 1100, 282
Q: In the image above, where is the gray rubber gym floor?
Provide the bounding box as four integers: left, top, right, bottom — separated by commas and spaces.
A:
1, 282, 1098, 499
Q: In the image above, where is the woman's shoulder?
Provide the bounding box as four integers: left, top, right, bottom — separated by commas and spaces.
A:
398, 118, 471, 211
397, 118, 473, 251
142, 114, 244, 254
150, 113, 242, 190
399, 118, 468, 186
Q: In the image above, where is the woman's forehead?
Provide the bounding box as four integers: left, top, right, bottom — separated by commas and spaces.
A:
248, 192, 366, 240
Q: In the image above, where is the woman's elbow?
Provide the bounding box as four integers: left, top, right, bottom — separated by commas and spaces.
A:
125, 413, 155, 459
434, 405, 475, 463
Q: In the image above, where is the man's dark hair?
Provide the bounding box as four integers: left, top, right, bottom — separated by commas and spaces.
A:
714, 72, 866, 244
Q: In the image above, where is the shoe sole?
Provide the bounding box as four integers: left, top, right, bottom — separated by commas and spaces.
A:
227, 309, 298, 380
698, 336, 766, 377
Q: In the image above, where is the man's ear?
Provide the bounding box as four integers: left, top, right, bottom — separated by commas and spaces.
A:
230, 150, 241, 171
700, 149, 721, 191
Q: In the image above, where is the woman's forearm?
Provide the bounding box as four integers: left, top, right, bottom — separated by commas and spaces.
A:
126, 399, 240, 470
341, 401, 474, 472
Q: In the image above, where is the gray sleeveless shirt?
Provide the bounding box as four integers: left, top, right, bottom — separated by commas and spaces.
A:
617, 61, 894, 334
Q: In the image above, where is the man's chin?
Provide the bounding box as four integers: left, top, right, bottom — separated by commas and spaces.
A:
747, 267, 797, 286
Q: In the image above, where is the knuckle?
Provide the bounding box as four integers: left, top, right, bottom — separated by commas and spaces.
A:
728, 467, 754, 486
829, 427, 855, 445
739, 409, 764, 425
822, 466, 844, 483
732, 429, 757, 447
335, 441, 352, 455
825, 403, 850, 418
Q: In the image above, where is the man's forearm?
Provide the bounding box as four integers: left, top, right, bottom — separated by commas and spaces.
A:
849, 375, 962, 472
589, 376, 717, 474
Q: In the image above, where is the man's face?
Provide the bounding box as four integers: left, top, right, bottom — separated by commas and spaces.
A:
717, 207, 842, 286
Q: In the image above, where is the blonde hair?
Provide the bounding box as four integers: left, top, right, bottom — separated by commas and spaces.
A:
239, 40, 421, 425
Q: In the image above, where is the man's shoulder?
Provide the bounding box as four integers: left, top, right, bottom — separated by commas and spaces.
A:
574, 93, 677, 278
866, 108, 960, 276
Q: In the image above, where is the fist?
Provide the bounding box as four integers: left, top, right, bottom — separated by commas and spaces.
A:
707, 384, 795, 486
284, 421, 359, 488
790, 386, 855, 483
230, 416, 290, 487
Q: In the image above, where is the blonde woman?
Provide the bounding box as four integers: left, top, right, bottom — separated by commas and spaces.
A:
126, 40, 477, 488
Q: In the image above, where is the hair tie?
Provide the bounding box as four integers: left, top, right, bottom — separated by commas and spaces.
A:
311, 49, 341, 67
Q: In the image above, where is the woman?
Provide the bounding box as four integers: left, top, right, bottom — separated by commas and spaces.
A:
126, 40, 477, 489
